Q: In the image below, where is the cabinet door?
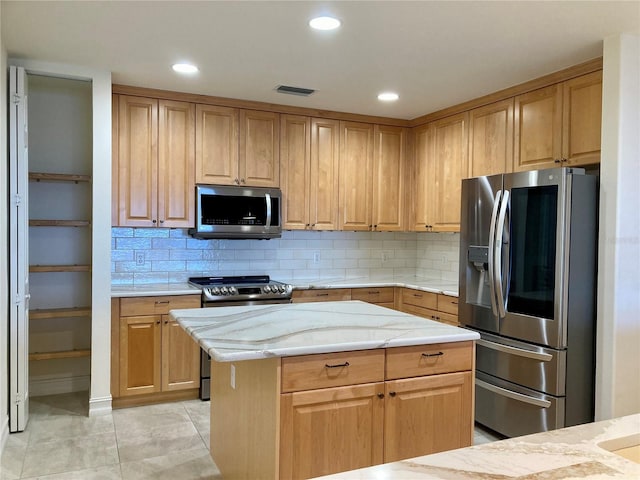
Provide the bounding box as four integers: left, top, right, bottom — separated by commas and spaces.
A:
195, 104, 239, 185
468, 98, 514, 177
339, 122, 374, 231
240, 110, 280, 187
310, 118, 340, 230
384, 372, 472, 463
562, 71, 602, 166
412, 124, 435, 231
117, 95, 158, 227
280, 115, 311, 229
431, 113, 468, 232
161, 315, 200, 391
514, 84, 562, 171
119, 315, 161, 396
158, 100, 195, 228
372, 125, 407, 231
280, 383, 384, 480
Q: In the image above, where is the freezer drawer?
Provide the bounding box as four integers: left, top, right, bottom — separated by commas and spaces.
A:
476, 331, 566, 396
475, 371, 565, 438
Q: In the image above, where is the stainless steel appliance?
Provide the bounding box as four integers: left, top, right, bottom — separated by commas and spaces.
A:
188, 275, 293, 399
189, 185, 282, 239
459, 167, 597, 438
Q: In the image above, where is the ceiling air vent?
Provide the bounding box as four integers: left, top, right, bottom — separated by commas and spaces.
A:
276, 85, 315, 97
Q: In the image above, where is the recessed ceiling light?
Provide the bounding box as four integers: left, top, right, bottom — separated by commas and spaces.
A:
309, 16, 341, 31
378, 92, 399, 102
172, 63, 199, 74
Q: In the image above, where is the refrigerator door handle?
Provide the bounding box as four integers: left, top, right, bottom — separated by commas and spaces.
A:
495, 190, 510, 318
488, 190, 502, 317
476, 338, 553, 362
476, 379, 552, 408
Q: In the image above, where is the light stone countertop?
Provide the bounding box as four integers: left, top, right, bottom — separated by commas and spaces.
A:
170, 300, 478, 362
313, 414, 640, 480
111, 275, 459, 298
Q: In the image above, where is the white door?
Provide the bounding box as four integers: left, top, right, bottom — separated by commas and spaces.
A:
9, 65, 30, 432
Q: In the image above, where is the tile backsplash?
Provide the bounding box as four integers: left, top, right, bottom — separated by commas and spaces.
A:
111, 228, 460, 285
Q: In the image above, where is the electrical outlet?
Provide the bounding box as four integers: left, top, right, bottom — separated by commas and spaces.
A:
135, 252, 145, 265
381, 251, 391, 262
313, 251, 321, 264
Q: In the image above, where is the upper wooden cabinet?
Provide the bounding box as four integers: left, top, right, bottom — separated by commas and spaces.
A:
280, 116, 339, 230
339, 122, 407, 232
339, 121, 374, 231
195, 106, 279, 187
372, 125, 408, 231
468, 98, 514, 178
431, 113, 469, 232
514, 71, 602, 171
412, 124, 434, 232
562, 70, 602, 166
114, 95, 194, 228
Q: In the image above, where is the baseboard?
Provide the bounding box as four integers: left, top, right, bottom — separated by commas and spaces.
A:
0, 416, 9, 455
29, 375, 90, 397
89, 395, 113, 416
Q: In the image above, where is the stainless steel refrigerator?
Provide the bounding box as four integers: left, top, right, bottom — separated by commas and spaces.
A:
459, 167, 597, 438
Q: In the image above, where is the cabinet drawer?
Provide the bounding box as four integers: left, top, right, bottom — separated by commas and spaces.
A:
120, 295, 200, 316
386, 342, 473, 379
351, 287, 394, 304
292, 288, 351, 303
401, 289, 437, 309
437, 295, 459, 315
436, 311, 458, 326
281, 349, 385, 393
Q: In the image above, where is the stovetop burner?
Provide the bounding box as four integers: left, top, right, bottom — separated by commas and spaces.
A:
188, 275, 293, 304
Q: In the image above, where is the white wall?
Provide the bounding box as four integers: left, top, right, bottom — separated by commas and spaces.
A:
0, 3, 10, 453
596, 33, 640, 419
11, 59, 112, 416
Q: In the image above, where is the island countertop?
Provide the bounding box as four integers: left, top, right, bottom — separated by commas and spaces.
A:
313, 413, 640, 479
170, 300, 479, 362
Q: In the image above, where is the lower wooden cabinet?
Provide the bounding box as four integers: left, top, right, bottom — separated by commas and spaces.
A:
111, 295, 201, 406
398, 288, 459, 326
280, 383, 385, 479
292, 287, 397, 310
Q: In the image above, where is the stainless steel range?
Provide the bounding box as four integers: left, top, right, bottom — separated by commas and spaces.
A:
188, 275, 293, 399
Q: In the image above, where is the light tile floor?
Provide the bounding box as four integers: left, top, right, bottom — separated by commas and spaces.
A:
1, 392, 502, 479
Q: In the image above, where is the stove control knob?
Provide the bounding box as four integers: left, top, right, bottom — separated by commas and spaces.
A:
211, 287, 220, 295
263, 285, 272, 293
278, 285, 285, 293
220, 287, 228, 295
229, 287, 237, 295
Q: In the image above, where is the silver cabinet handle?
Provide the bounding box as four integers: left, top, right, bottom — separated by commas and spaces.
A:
476, 379, 551, 408
476, 338, 552, 362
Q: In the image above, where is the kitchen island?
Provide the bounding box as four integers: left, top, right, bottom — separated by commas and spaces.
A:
170, 300, 479, 480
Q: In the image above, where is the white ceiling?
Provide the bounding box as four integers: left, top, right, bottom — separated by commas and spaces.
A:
2, 1, 639, 120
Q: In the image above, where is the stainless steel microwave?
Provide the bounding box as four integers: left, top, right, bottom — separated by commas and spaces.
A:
189, 185, 282, 239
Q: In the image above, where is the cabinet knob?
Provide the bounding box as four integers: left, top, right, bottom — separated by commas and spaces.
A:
152, 219, 157, 224
389, 391, 396, 397
156, 320, 160, 325
374, 225, 378, 229
561, 158, 568, 163
159, 220, 164, 224
241, 178, 246, 184
164, 320, 169, 324
234, 178, 240, 184
311, 224, 316, 227
377, 393, 385, 399
306, 224, 310, 227
554, 159, 561, 164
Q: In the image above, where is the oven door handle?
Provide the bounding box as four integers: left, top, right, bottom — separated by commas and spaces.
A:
476, 338, 552, 362
476, 379, 551, 408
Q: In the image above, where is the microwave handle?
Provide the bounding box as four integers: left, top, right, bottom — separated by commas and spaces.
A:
265, 193, 272, 227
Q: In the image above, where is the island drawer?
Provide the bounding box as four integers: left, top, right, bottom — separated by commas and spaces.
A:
292, 288, 352, 303
385, 342, 473, 379
437, 295, 459, 315
281, 349, 385, 392
120, 295, 200, 316
401, 289, 437, 310
351, 287, 394, 304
